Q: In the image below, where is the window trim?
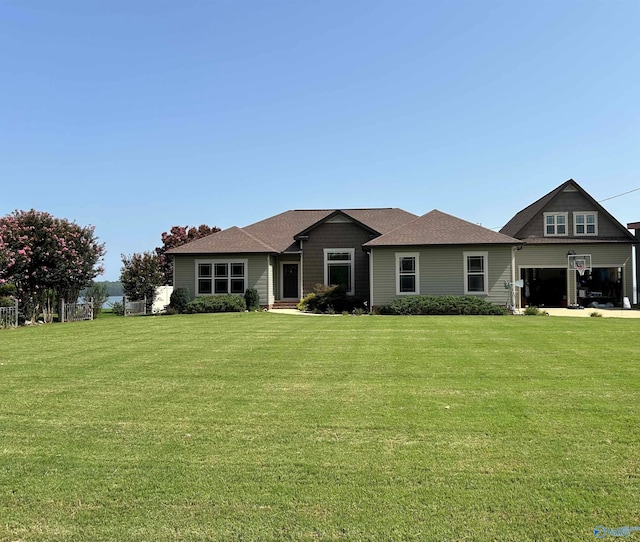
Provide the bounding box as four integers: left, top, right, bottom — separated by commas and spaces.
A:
323, 248, 355, 295
543, 212, 568, 237
395, 252, 419, 295
463, 251, 488, 295
195, 258, 248, 296
573, 211, 598, 236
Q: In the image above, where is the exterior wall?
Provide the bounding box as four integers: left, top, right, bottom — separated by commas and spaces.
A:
302, 222, 374, 299
172, 253, 272, 306
518, 189, 627, 239
515, 242, 634, 303
370, 245, 513, 307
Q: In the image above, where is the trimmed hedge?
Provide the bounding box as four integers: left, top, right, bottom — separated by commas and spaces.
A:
186, 295, 246, 314
379, 295, 507, 316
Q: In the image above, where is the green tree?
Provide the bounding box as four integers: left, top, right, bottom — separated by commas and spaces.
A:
83, 281, 109, 317
120, 252, 163, 313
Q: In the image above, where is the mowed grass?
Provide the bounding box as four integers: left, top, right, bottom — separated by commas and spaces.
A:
1, 313, 639, 541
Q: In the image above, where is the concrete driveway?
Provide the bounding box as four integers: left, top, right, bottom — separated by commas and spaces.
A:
541, 307, 640, 318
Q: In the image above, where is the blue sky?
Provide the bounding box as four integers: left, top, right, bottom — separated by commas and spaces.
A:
2, 0, 639, 280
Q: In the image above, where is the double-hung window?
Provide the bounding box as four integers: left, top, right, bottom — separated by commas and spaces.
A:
574, 212, 597, 236
197, 260, 247, 295
464, 251, 488, 295
324, 249, 354, 295
544, 212, 568, 236
396, 253, 419, 295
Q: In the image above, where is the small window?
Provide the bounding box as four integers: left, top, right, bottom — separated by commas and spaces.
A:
324, 249, 354, 295
574, 212, 597, 236
464, 252, 488, 295
396, 253, 419, 295
544, 213, 568, 236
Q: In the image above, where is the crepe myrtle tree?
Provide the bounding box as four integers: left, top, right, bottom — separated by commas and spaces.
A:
120, 251, 164, 313
0, 209, 105, 323
156, 224, 220, 285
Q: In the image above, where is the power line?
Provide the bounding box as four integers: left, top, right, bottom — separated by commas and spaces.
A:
598, 187, 640, 202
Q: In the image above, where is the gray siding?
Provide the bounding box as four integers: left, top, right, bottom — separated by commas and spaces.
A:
302, 222, 374, 299
518, 188, 628, 239
371, 245, 513, 307
173, 253, 272, 306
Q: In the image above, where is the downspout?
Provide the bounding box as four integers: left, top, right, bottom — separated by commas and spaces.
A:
369, 248, 374, 314
300, 240, 304, 298
511, 246, 517, 310
266, 254, 270, 308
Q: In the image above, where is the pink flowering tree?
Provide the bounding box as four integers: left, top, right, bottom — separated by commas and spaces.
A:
155, 224, 219, 285
0, 209, 105, 323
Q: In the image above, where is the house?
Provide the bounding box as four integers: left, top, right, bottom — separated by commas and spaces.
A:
168, 179, 637, 311
501, 179, 637, 308
167, 208, 521, 310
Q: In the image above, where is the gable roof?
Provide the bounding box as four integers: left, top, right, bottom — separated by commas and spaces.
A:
364, 209, 520, 247
500, 179, 637, 241
168, 208, 418, 255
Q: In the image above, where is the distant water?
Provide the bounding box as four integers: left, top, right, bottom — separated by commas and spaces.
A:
104, 296, 123, 308
78, 295, 123, 308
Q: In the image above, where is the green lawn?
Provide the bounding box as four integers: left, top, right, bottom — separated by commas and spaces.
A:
1, 313, 639, 541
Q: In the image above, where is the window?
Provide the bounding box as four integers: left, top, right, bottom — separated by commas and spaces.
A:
464, 251, 488, 295
574, 212, 597, 236
196, 259, 247, 295
324, 249, 354, 295
396, 253, 419, 295
544, 212, 568, 236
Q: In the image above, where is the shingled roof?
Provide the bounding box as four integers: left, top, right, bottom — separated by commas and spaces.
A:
167, 208, 418, 255
500, 178, 637, 242
364, 209, 520, 247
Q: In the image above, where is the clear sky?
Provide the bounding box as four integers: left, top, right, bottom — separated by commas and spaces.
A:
2, 0, 639, 280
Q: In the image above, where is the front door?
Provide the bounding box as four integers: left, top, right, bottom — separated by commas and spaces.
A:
282, 263, 299, 299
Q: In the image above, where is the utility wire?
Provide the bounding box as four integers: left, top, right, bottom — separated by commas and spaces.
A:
598, 187, 640, 202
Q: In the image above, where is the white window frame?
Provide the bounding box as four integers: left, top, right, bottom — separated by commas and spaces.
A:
463, 251, 488, 295
324, 248, 355, 295
195, 259, 248, 296
573, 211, 598, 236
395, 252, 419, 295
544, 212, 568, 237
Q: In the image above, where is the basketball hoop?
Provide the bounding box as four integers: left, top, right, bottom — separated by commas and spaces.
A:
568, 254, 592, 276
576, 264, 586, 276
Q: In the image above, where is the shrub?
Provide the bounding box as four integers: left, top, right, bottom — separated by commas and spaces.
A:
186, 295, 246, 314
111, 301, 125, 316
380, 295, 507, 316
298, 292, 316, 311
298, 284, 365, 314
523, 306, 550, 316
0, 296, 15, 308
590, 311, 603, 317
244, 288, 260, 311
169, 287, 191, 314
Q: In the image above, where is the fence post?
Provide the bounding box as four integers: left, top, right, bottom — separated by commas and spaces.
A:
60, 298, 65, 323
14, 299, 18, 328
89, 297, 94, 320
123, 296, 127, 317
144, 296, 147, 315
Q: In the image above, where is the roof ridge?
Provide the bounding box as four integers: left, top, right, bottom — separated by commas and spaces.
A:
234, 226, 278, 252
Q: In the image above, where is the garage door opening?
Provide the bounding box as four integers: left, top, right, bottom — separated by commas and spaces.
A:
521, 268, 567, 307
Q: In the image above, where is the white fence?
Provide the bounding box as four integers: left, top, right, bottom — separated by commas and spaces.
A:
0, 300, 18, 328
124, 296, 147, 316
60, 298, 94, 323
